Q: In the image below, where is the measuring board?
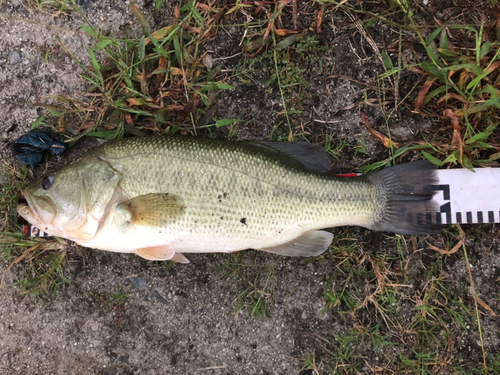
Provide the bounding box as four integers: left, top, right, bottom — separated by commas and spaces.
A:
432, 168, 500, 225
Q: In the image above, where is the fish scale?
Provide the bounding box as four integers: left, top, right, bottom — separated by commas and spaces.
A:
98, 136, 378, 252
18, 135, 440, 262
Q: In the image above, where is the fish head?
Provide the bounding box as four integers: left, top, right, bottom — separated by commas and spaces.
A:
17, 154, 122, 241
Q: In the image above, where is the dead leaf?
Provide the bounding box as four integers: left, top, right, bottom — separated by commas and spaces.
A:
58, 114, 65, 133
156, 56, 167, 86
275, 29, 299, 36
78, 121, 95, 132
145, 25, 177, 46
126, 97, 144, 106
473, 294, 497, 316
124, 112, 133, 126
444, 109, 463, 164
197, 3, 213, 12
485, 61, 500, 74
316, 8, 324, 34
415, 77, 436, 112
427, 224, 465, 255
170, 67, 183, 75
426, 240, 463, 255
138, 121, 162, 132
437, 93, 469, 104
360, 113, 398, 149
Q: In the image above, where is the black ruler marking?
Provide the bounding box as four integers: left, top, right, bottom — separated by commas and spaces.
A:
477, 211, 484, 224
424, 184, 450, 200
466, 212, 473, 223
440, 202, 452, 224
456, 212, 462, 224
488, 211, 494, 223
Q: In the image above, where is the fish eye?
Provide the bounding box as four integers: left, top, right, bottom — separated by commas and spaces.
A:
42, 176, 55, 190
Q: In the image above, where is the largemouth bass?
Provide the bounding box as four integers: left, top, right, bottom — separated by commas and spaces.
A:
17, 135, 440, 262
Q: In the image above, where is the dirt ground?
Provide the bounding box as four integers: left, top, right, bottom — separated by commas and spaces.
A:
1, 0, 499, 374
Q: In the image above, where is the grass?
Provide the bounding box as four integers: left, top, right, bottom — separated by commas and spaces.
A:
89, 283, 131, 309
219, 252, 277, 320
0, 163, 31, 235
33, 0, 239, 142
317, 225, 496, 373
0, 163, 70, 298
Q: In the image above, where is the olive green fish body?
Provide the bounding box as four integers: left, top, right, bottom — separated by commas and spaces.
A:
17, 136, 440, 262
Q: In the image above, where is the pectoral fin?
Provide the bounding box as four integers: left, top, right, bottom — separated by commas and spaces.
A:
119, 193, 184, 226
257, 230, 333, 257
135, 245, 175, 261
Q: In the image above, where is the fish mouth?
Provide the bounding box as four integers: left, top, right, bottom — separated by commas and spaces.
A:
18, 190, 56, 226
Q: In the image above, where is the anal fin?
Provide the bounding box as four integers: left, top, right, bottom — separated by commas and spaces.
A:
257, 230, 333, 257
170, 253, 190, 264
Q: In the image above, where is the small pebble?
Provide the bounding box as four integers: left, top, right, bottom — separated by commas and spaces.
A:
153, 290, 169, 305
9, 50, 22, 65
131, 277, 148, 289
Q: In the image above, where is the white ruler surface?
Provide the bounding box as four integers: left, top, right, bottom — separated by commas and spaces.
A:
432, 168, 500, 225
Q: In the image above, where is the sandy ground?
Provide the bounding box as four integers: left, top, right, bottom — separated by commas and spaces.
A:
1, 1, 499, 374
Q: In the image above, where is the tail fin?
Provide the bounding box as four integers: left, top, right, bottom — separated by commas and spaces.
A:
366, 161, 441, 235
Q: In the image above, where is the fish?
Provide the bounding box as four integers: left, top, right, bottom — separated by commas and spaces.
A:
16, 135, 440, 263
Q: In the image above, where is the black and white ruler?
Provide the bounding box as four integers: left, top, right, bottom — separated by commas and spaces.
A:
431, 168, 500, 225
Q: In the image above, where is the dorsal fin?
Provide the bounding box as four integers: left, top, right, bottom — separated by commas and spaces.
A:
249, 141, 332, 173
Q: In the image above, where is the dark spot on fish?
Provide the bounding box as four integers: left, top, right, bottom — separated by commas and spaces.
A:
217, 195, 222, 199
240, 218, 246, 225
220, 217, 224, 220
165, 193, 169, 196
223, 193, 228, 198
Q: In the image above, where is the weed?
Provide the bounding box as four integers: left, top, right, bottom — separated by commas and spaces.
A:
34, 1, 238, 142
220, 253, 276, 320
0, 163, 31, 235
217, 251, 245, 279
27, 0, 76, 13
89, 283, 131, 310
317, 331, 362, 374
323, 134, 352, 160
300, 351, 320, 375
234, 262, 276, 320
15, 247, 69, 298
0, 164, 70, 298
0, 235, 70, 298
235, 34, 333, 138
